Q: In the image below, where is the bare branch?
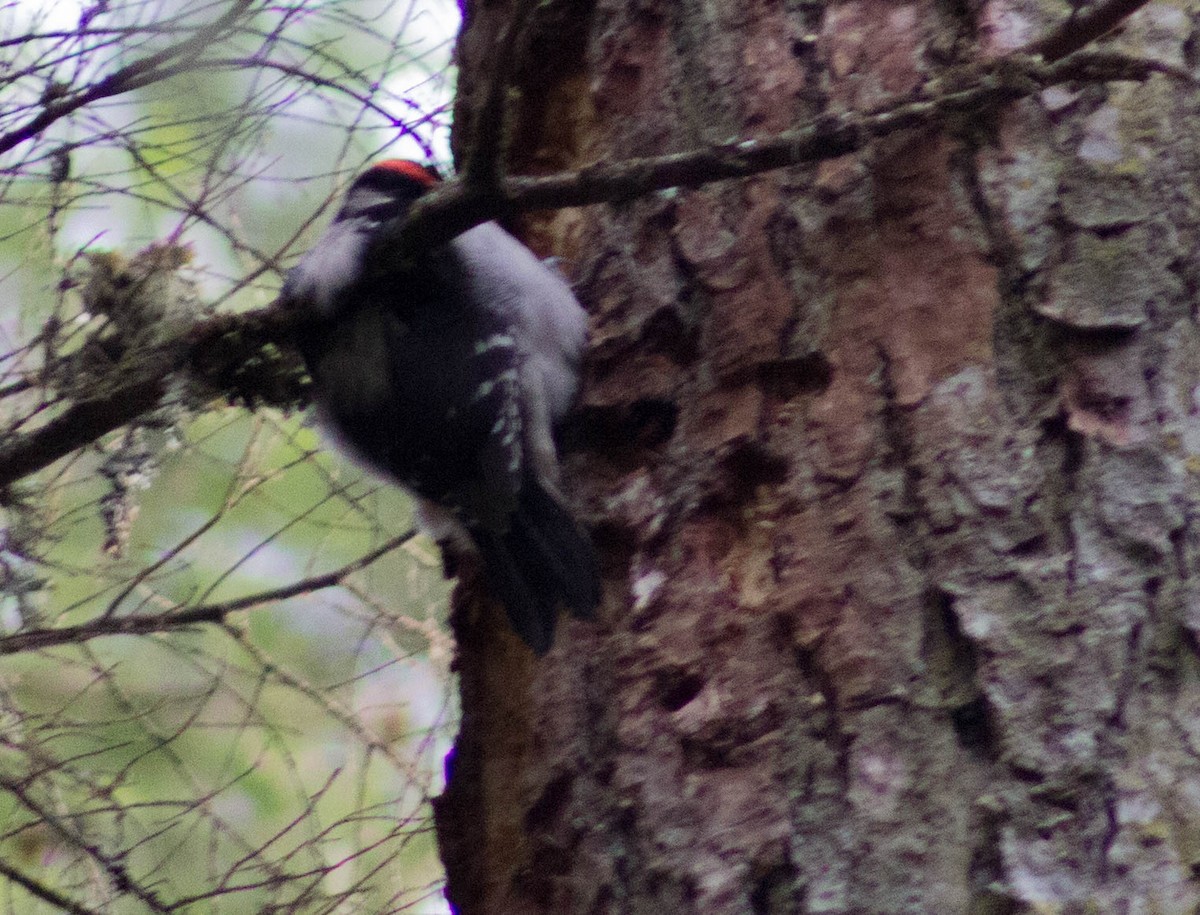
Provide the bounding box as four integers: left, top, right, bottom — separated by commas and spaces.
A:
0, 776, 172, 912
0, 530, 415, 655
0, 306, 300, 490
0, 0, 256, 156
1025, 0, 1154, 62
390, 50, 1175, 258
0, 51, 1175, 492
195, 55, 442, 153
0, 860, 101, 915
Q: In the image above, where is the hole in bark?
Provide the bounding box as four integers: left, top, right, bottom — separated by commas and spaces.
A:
657, 668, 704, 711
720, 440, 790, 492
1008, 532, 1046, 556
1059, 323, 1137, 346
525, 772, 572, 831
750, 861, 798, 914
705, 439, 792, 516
1011, 764, 1046, 784
758, 351, 833, 399
922, 589, 998, 758
1040, 412, 1086, 479
642, 304, 699, 364
628, 398, 678, 447
699, 441, 792, 515
1091, 223, 1139, 241
950, 695, 996, 754
567, 398, 678, 458
1062, 426, 1085, 478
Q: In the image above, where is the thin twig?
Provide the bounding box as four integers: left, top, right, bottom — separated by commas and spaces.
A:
0, 776, 172, 912
0, 0, 255, 156
0, 860, 102, 915
0, 530, 414, 655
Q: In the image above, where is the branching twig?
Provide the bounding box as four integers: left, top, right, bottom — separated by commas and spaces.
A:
0, 860, 101, 915
0, 306, 298, 490
0, 777, 171, 912
195, 55, 442, 154
0, 531, 415, 655
0, 0, 255, 156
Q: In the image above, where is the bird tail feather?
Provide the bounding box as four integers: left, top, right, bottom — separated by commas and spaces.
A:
473, 480, 600, 654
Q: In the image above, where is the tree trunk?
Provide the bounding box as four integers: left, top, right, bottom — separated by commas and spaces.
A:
434, 1, 1200, 913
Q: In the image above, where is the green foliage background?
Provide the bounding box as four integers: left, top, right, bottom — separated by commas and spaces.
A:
0, 1, 461, 911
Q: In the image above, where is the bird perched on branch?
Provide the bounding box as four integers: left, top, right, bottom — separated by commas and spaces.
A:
282, 159, 599, 653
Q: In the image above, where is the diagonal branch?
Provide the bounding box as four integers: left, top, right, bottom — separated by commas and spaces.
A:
0, 860, 101, 915
0, 366, 169, 489
1025, 0, 1154, 62
0, 52, 1178, 491
388, 50, 1176, 259
0, 306, 301, 490
0, 530, 414, 655
0, 775, 172, 912
0, 0, 255, 156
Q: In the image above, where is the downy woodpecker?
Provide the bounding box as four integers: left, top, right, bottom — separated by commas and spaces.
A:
282, 160, 599, 653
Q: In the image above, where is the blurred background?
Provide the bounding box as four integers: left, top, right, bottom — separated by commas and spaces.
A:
0, 1, 463, 911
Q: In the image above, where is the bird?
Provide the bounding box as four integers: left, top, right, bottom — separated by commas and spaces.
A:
281, 159, 600, 653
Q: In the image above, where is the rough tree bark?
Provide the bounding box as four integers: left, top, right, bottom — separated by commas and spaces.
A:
433, 0, 1200, 913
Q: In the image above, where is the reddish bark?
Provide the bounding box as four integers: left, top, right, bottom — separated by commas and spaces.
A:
438, 1, 1200, 912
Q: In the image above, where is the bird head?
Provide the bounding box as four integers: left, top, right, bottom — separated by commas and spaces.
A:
283, 160, 442, 317
336, 159, 442, 224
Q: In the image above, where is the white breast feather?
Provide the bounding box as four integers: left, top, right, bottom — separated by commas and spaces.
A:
285, 218, 370, 317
